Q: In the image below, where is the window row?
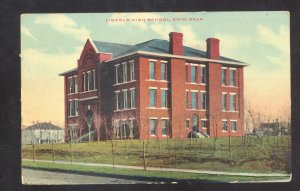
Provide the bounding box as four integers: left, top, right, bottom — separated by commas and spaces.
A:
222, 67, 236, 86
185, 64, 206, 84
115, 61, 135, 84
113, 119, 135, 139
67, 99, 78, 117
149, 118, 169, 136
82, 70, 96, 92
185, 118, 208, 132
186, 91, 207, 110
222, 120, 237, 132
115, 89, 135, 111
149, 88, 169, 108
222, 93, 237, 111
68, 76, 78, 94
149, 60, 168, 81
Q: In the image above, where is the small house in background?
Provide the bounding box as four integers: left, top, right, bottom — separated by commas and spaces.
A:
21, 122, 65, 144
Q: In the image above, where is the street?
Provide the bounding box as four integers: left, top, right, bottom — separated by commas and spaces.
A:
22, 168, 154, 184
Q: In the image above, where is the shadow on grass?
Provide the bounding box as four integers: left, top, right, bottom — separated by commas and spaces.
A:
22, 166, 217, 183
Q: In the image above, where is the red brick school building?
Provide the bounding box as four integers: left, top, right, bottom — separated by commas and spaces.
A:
59, 32, 247, 142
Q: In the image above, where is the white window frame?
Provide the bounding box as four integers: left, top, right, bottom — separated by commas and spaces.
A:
161, 62, 167, 81
74, 76, 78, 93
115, 91, 120, 111
222, 67, 227, 86
123, 89, 128, 109
149, 118, 157, 136
161, 119, 168, 136
87, 71, 91, 91
229, 68, 236, 86
149, 61, 156, 80
130, 88, 135, 108
92, 70, 96, 90
129, 61, 134, 81
191, 65, 197, 83
161, 89, 167, 108
222, 92, 227, 111
74, 99, 78, 116
191, 91, 198, 109
68, 77, 73, 94
230, 93, 236, 111
201, 119, 208, 129
115, 65, 120, 84
82, 72, 86, 92
200, 65, 206, 84
222, 119, 228, 132
200, 91, 206, 110
122, 63, 127, 83
230, 120, 237, 132
149, 88, 157, 107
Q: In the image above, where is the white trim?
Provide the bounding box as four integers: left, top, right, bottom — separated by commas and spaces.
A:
200, 64, 206, 67
200, 90, 206, 93
145, 79, 169, 83
149, 117, 158, 119
185, 63, 190, 65
160, 60, 168, 63
230, 119, 238, 122
114, 119, 120, 122
129, 87, 135, 90
78, 96, 99, 101
222, 67, 227, 69
222, 119, 228, 121
186, 89, 189, 91
161, 117, 169, 120
186, 118, 190, 120
222, 92, 227, 94
229, 68, 237, 70
115, 90, 121, 93
229, 92, 237, 95
129, 117, 135, 120
201, 119, 208, 121
114, 108, 136, 112
122, 89, 128, 92
146, 107, 169, 110
149, 87, 158, 89
190, 90, 198, 92
160, 87, 168, 90
149, 59, 157, 62
121, 62, 127, 65
190, 63, 198, 66
115, 64, 120, 67
67, 123, 78, 126
129, 60, 134, 63
121, 119, 127, 121
113, 80, 136, 86
104, 51, 248, 66
80, 89, 98, 94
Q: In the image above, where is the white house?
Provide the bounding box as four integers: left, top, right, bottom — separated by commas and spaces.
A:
21, 122, 64, 144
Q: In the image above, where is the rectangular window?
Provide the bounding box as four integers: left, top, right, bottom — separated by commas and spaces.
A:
161, 89, 167, 108
186, 120, 190, 128
162, 119, 167, 135
68, 78, 73, 94
123, 63, 127, 82
185, 65, 188, 82
186, 91, 189, 109
68, 100, 73, 117
82, 73, 85, 92
115, 65, 119, 84
85, 72, 89, 91
149, 89, 156, 107
231, 121, 237, 131
149, 61, 155, 79
230, 94, 236, 111
201, 120, 207, 129
222, 93, 227, 111
90, 71, 94, 90
130, 89, 135, 108
161, 63, 166, 80
200, 92, 206, 110
92, 70, 96, 90
114, 120, 119, 138
230, 69, 235, 86
130, 61, 134, 81
201, 66, 206, 84
191, 91, 198, 109
121, 122, 127, 138
191, 66, 197, 83
222, 68, 226, 86
222, 120, 228, 131
74, 100, 78, 116
74, 76, 78, 93
150, 119, 156, 135
123, 90, 128, 109
116, 92, 120, 110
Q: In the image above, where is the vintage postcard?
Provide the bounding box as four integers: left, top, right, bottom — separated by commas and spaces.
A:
20, 12, 291, 184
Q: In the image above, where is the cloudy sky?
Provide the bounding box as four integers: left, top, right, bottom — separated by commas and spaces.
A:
21, 12, 290, 127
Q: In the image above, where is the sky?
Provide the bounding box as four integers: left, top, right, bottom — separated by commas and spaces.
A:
21, 12, 290, 128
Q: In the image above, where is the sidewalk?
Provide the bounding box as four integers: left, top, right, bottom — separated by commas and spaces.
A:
22, 159, 291, 178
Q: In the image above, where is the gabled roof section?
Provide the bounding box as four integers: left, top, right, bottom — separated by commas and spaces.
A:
24, 123, 63, 131
91, 39, 245, 65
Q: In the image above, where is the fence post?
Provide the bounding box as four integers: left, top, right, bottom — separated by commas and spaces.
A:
32, 144, 35, 162
143, 141, 146, 171
52, 142, 55, 162
70, 142, 73, 165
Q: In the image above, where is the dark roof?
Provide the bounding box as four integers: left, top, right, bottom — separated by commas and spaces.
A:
24, 123, 63, 131
92, 39, 243, 63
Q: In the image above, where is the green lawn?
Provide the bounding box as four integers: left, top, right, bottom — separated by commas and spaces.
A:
22, 160, 290, 183
21, 136, 291, 174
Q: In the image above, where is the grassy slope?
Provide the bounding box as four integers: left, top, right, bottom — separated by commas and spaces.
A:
22, 136, 292, 174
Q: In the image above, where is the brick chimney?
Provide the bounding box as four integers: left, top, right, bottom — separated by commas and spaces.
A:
169, 32, 183, 55
206, 38, 220, 59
